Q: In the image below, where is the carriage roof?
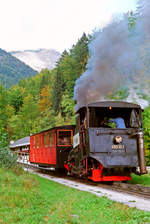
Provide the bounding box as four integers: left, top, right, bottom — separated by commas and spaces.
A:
31, 125, 75, 136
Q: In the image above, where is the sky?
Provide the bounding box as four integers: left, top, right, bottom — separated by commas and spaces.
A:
0, 0, 137, 53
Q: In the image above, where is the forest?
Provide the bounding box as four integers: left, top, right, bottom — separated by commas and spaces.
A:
0, 10, 150, 164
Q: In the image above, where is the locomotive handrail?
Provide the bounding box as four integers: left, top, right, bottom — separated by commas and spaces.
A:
129, 129, 143, 137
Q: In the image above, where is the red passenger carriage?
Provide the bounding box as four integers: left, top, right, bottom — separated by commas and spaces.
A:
29, 125, 75, 168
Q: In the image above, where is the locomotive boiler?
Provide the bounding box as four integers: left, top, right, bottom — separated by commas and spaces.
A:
29, 101, 147, 182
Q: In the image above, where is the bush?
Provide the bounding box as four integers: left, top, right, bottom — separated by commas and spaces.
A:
0, 132, 17, 168
0, 146, 17, 168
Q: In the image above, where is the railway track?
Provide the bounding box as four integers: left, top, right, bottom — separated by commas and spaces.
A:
20, 162, 150, 200
66, 177, 150, 200
98, 182, 150, 200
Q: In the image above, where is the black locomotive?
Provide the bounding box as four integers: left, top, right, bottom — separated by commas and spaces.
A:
30, 101, 147, 182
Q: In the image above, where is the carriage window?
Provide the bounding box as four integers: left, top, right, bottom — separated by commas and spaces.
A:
37, 136, 39, 148
49, 132, 52, 147
45, 134, 48, 147
45, 135, 46, 146
57, 130, 72, 146
33, 136, 35, 149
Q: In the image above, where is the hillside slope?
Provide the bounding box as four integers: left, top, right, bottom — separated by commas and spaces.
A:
0, 49, 37, 88
11, 49, 61, 72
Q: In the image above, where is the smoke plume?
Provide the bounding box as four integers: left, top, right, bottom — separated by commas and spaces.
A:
74, 0, 150, 109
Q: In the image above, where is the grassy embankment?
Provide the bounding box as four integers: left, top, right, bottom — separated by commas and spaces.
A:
0, 168, 150, 224
129, 172, 150, 186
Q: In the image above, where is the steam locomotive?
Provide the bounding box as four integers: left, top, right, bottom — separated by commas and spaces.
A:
29, 101, 147, 182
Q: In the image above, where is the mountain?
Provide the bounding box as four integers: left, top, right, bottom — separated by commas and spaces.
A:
11, 49, 61, 72
0, 49, 37, 88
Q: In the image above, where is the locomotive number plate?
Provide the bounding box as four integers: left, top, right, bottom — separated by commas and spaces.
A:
112, 144, 124, 150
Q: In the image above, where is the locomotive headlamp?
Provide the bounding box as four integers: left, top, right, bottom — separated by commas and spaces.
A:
115, 136, 123, 144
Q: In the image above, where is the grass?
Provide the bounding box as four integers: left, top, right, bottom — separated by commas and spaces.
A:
0, 167, 150, 224
129, 172, 150, 187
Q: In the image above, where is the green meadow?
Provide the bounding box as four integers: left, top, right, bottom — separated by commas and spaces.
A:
0, 168, 150, 224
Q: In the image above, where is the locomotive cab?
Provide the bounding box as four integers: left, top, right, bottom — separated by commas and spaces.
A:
67, 101, 147, 182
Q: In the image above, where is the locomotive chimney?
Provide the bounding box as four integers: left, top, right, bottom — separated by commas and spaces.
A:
137, 131, 147, 174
